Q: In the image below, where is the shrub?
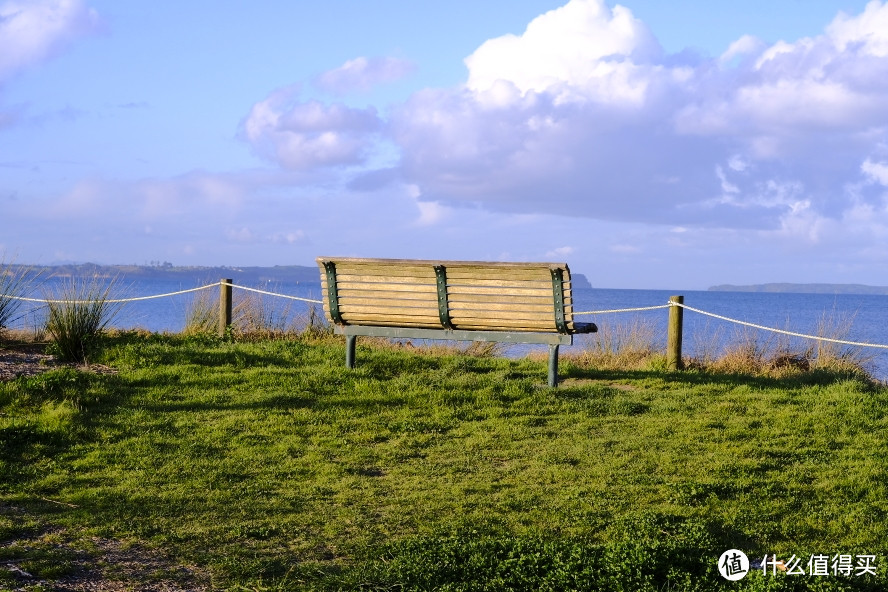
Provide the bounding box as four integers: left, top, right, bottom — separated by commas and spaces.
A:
44, 276, 123, 363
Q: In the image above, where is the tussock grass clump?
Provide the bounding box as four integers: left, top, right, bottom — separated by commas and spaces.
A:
44, 276, 123, 363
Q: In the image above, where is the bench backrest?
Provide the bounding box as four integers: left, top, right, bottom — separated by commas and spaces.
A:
316, 257, 581, 334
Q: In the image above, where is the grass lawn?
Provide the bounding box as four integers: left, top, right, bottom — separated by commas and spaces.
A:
2, 332, 887, 590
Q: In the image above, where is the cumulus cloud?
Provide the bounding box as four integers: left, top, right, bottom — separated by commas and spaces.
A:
242, 85, 382, 170
465, 0, 662, 105
315, 56, 415, 94
382, 0, 888, 234
0, 0, 102, 81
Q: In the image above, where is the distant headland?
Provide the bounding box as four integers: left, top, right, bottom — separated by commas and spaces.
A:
7, 262, 592, 288
709, 283, 888, 295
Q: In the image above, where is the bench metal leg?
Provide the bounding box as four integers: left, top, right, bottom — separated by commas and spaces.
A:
345, 335, 356, 369
548, 344, 559, 387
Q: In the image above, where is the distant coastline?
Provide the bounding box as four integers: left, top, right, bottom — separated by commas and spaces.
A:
7, 262, 593, 289
709, 283, 888, 295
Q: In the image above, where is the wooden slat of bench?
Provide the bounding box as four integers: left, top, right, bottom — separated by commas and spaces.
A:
324, 281, 438, 295
337, 293, 438, 305
331, 275, 437, 286
336, 267, 435, 282
448, 285, 559, 298
445, 292, 556, 305
447, 301, 555, 313
451, 309, 556, 322
443, 278, 553, 288
322, 256, 565, 268
331, 263, 437, 276
340, 299, 558, 315
446, 269, 554, 282
451, 321, 560, 331
339, 303, 440, 315
339, 316, 445, 328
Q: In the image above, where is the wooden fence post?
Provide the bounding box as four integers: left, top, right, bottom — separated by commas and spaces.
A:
219, 278, 233, 337
667, 295, 684, 370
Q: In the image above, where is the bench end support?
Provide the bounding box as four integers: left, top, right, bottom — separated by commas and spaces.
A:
548, 344, 560, 387
345, 334, 356, 369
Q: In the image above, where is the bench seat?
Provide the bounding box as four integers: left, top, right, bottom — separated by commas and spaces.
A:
317, 257, 597, 386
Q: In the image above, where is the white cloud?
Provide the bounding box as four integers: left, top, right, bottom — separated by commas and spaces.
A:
0, 0, 102, 81
414, 200, 449, 226
862, 159, 888, 186
226, 227, 254, 243
242, 86, 381, 170
545, 246, 574, 258
315, 56, 415, 94
719, 35, 765, 67
826, 0, 888, 57
465, 0, 660, 102
378, 0, 888, 235
464, 0, 661, 105
270, 230, 306, 244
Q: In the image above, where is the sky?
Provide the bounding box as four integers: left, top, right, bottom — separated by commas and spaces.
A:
2, 0, 888, 289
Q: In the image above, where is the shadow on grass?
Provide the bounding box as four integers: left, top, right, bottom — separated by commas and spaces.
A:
561, 363, 876, 391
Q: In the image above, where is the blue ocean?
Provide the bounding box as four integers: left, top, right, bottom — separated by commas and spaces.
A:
11, 278, 888, 381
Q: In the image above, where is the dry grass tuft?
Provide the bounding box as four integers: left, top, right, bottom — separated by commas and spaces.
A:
570, 311, 874, 380
570, 317, 662, 370
183, 285, 218, 336
232, 288, 296, 341
688, 310, 872, 379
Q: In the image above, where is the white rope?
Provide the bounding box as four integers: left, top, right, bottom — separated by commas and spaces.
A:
574, 304, 671, 315
2, 283, 216, 304
2, 281, 325, 306
671, 301, 888, 350
221, 282, 323, 304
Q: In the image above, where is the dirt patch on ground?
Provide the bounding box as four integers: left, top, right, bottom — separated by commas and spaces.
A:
0, 343, 117, 382
1, 504, 211, 592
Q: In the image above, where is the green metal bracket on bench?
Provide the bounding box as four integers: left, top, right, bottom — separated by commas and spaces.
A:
334, 324, 575, 388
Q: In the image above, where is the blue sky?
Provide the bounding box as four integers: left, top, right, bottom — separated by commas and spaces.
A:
2, 0, 887, 289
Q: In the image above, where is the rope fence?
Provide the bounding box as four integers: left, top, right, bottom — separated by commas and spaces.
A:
5, 280, 888, 355
218, 281, 323, 304
573, 304, 671, 315
667, 301, 888, 350
5, 284, 217, 304
573, 300, 888, 350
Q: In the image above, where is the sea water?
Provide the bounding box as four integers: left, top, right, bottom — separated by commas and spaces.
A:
10, 279, 888, 380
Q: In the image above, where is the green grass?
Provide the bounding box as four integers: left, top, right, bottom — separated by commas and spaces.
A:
1, 332, 887, 590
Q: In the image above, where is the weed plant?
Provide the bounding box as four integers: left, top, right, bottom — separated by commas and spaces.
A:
43, 276, 123, 363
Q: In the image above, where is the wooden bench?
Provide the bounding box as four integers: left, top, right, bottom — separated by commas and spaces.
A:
316, 257, 597, 387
